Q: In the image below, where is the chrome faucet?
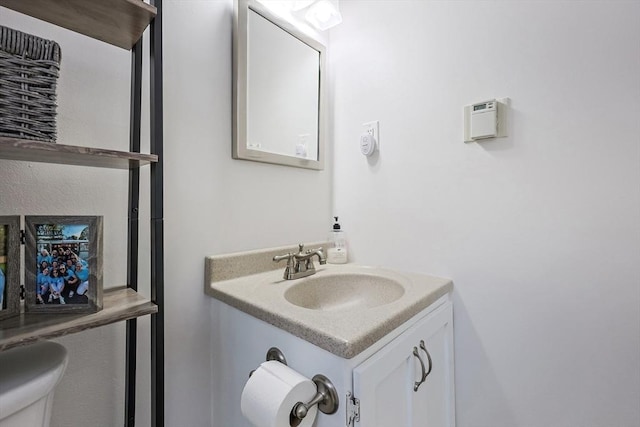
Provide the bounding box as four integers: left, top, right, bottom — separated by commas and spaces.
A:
273, 244, 326, 280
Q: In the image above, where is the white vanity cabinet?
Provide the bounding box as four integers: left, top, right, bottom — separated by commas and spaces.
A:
352, 302, 455, 427
210, 294, 455, 427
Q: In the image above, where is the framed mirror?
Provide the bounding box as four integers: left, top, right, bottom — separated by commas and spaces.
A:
233, 0, 325, 170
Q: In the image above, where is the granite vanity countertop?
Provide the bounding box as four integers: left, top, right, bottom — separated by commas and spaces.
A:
205, 257, 452, 359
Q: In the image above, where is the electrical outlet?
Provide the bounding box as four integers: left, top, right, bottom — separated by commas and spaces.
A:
362, 121, 379, 149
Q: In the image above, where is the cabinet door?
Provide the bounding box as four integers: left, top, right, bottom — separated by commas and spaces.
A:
412, 303, 455, 427
352, 302, 454, 427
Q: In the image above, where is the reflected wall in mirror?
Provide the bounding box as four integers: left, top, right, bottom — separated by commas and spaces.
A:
233, 0, 326, 170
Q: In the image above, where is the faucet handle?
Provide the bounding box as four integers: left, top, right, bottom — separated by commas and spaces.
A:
273, 253, 294, 264
298, 243, 305, 254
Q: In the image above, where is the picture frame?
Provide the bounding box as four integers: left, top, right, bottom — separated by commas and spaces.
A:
0, 216, 20, 321
25, 216, 103, 314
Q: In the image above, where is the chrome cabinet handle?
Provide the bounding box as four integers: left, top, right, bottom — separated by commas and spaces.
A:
413, 346, 426, 392
413, 340, 433, 392
419, 340, 433, 380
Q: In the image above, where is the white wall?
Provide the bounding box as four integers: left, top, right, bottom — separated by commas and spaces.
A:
0, 0, 332, 426
329, 1, 640, 427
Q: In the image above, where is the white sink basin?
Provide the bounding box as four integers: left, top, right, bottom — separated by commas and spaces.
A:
284, 273, 405, 311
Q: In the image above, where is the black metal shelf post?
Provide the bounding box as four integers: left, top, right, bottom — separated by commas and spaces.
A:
125, 35, 143, 427
124, 0, 163, 425
150, 0, 165, 426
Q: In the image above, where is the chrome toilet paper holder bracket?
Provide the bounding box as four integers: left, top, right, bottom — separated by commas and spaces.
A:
290, 374, 339, 425
249, 347, 288, 378
266, 347, 287, 365
254, 347, 339, 426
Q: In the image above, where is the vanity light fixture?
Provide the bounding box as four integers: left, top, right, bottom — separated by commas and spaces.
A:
256, 0, 343, 31
304, 0, 343, 30
291, 0, 316, 10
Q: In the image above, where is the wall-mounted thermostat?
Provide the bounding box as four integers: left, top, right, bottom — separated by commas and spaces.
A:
464, 98, 509, 142
471, 101, 497, 139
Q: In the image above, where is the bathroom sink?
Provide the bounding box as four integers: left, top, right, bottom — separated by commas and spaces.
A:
207, 257, 454, 357
284, 273, 405, 311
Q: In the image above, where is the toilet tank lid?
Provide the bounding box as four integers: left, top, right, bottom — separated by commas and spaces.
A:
0, 341, 68, 418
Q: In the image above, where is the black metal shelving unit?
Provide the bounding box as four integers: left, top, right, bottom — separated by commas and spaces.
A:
0, 0, 165, 425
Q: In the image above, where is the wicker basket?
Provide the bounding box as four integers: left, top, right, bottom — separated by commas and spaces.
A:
0, 25, 62, 142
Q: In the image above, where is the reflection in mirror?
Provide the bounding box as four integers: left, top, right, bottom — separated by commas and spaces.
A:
233, 0, 325, 170
247, 11, 319, 160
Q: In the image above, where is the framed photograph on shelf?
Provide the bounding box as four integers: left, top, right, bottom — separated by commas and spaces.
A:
0, 216, 20, 321
25, 216, 103, 314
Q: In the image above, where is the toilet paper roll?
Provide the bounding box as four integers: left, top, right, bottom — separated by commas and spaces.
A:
241, 361, 318, 427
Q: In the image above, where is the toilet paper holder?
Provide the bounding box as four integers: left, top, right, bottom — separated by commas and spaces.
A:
254, 347, 339, 426
290, 373, 339, 425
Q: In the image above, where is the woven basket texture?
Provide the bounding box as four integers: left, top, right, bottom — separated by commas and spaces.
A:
0, 25, 62, 142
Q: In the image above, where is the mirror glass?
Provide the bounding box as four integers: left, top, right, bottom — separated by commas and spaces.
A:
233, 0, 325, 170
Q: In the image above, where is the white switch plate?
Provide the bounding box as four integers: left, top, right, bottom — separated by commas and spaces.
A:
363, 121, 379, 150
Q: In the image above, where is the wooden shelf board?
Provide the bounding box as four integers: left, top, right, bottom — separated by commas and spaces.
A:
0, 0, 156, 50
0, 137, 158, 169
0, 287, 157, 352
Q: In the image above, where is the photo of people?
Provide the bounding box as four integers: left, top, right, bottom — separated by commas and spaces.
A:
0, 224, 7, 311
35, 223, 91, 306
0, 216, 19, 320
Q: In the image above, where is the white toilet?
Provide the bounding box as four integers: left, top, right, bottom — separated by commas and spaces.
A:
0, 341, 68, 427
